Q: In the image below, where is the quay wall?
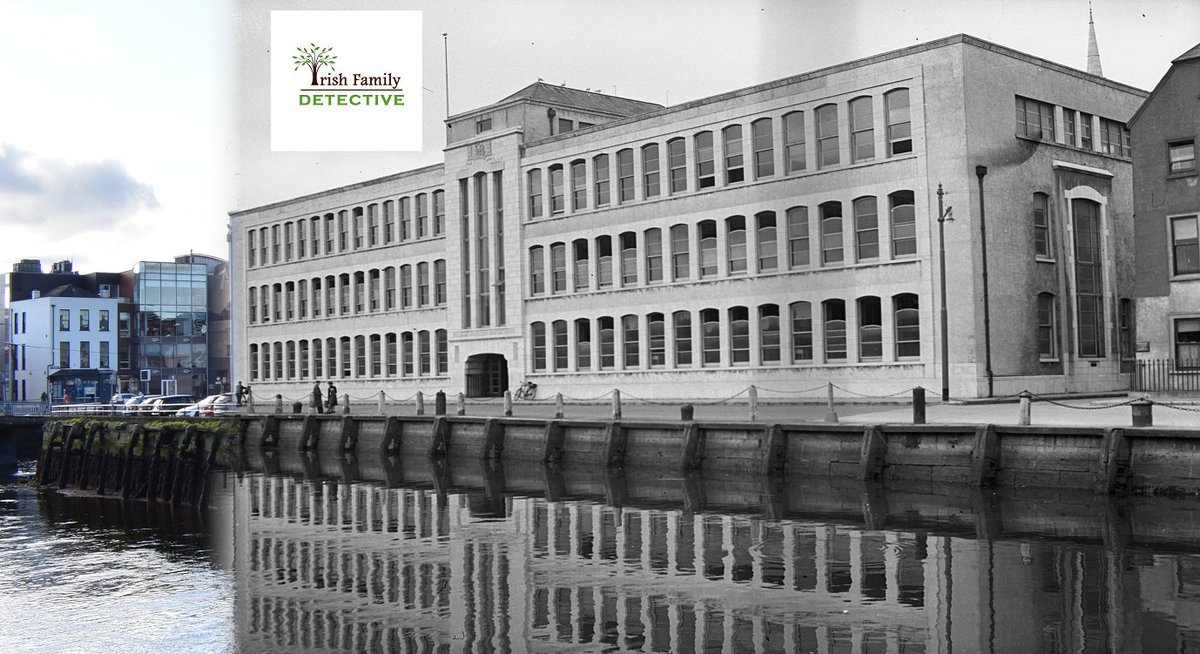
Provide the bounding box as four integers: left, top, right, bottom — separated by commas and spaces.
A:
236, 414, 1200, 495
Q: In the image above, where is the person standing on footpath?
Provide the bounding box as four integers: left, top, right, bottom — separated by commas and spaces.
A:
311, 381, 324, 414
326, 381, 338, 414
235, 382, 246, 406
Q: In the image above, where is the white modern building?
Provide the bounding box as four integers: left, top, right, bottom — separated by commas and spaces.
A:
9, 285, 119, 403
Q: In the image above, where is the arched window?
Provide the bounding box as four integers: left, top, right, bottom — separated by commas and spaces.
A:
1073, 198, 1104, 357
249, 344, 259, 381
644, 228, 663, 283
594, 153, 610, 206
648, 313, 666, 367
815, 104, 839, 168
385, 333, 397, 376
790, 302, 813, 362
760, 304, 780, 363
853, 196, 878, 261
621, 314, 639, 368
890, 191, 916, 257
575, 318, 592, 370
530, 322, 547, 372
699, 221, 718, 277
820, 201, 843, 265
596, 236, 613, 288
312, 338, 323, 378
598, 317, 615, 369
573, 239, 590, 291
528, 169, 543, 219
729, 306, 750, 364
756, 211, 777, 272
620, 232, 638, 285
849, 96, 874, 163
701, 308, 721, 365
550, 242, 567, 293
857, 296, 883, 360
894, 294, 921, 358
643, 143, 662, 197
552, 320, 569, 371
723, 124, 744, 183
570, 159, 587, 211
673, 311, 693, 366
369, 334, 381, 377
418, 330, 431, 375
529, 246, 545, 295
726, 216, 747, 274
695, 131, 715, 188
616, 149, 634, 202
436, 329, 448, 374
783, 111, 806, 173
1037, 293, 1056, 360
823, 299, 846, 361
885, 88, 912, 155
751, 118, 774, 179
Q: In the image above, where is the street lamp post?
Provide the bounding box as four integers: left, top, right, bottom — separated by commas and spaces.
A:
976, 165, 993, 398
937, 184, 954, 402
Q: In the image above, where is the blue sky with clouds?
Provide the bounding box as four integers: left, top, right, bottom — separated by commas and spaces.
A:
2, 0, 1197, 274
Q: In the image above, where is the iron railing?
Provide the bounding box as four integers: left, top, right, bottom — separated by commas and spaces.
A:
1132, 359, 1200, 393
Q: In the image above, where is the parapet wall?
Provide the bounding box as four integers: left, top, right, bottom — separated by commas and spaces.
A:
237, 414, 1200, 495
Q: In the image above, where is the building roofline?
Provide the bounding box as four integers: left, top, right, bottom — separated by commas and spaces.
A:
1130, 43, 1200, 127
229, 162, 445, 218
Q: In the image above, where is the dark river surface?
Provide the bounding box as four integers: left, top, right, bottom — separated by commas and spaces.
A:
6, 453, 1200, 652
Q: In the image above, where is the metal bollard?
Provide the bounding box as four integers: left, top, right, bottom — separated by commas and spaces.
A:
435, 391, 447, 416
912, 387, 926, 424
1131, 399, 1153, 427
680, 404, 695, 421
342, 393, 350, 415
611, 389, 622, 420
748, 385, 758, 422
555, 393, 564, 419
292, 401, 303, 415
503, 390, 512, 417
1018, 391, 1032, 426
824, 382, 838, 423
456, 392, 466, 416
415, 391, 425, 416
274, 394, 283, 414
246, 394, 256, 414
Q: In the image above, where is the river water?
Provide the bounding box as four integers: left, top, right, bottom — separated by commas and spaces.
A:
5, 454, 1200, 652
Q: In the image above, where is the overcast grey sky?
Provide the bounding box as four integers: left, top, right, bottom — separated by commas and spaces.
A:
2, 0, 1196, 274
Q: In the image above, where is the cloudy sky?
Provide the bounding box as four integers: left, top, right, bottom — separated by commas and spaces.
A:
2, 0, 1197, 275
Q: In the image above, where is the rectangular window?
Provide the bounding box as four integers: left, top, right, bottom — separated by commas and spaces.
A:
1170, 140, 1197, 175
723, 125, 744, 183
528, 169, 543, 218
1080, 112, 1093, 149
79, 309, 90, 331
622, 315, 639, 367
549, 165, 565, 214
645, 228, 663, 283
98, 310, 109, 331
1172, 215, 1200, 276
695, 131, 715, 188
59, 341, 70, 368
784, 111, 806, 173
476, 117, 492, 133
558, 118, 573, 133
667, 139, 687, 193
617, 149, 634, 202
1016, 96, 1055, 141
1038, 293, 1057, 360
1074, 199, 1105, 357
1062, 108, 1077, 147
433, 190, 445, 236
571, 160, 587, 211
853, 196, 878, 261
642, 144, 661, 198
815, 104, 839, 168
1176, 318, 1200, 365
670, 225, 689, 280
551, 243, 567, 293
99, 341, 110, 369
885, 89, 912, 155
594, 154, 610, 206
1033, 193, 1051, 257
247, 230, 256, 267
59, 309, 70, 332
849, 96, 874, 163
79, 341, 90, 368
674, 311, 692, 366
118, 311, 131, 337
752, 118, 774, 179
1100, 118, 1131, 157
416, 193, 428, 239
599, 317, 615, 369
787, 206, 810, 268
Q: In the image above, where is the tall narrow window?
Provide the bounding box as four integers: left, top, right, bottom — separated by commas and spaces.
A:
757, 212, 777, 272
596, 236, 613, 288
549, 165, 565, 214
284, 222, 294, 260
1172, 215, 1199, 276
760, 304, 780, 363
599, 317, 615, 369
384, 267, 395, 309
1176, 319, 1200, 366
1073, 199, 1104, 357
296, 220, 306, 257
367, 205, 379, 246
553, 320, 569, 371
674, 311, 693, 366
1033, 192, 1051, 257
1062, 108, 1077, 147
434, 260, 447, 306
273, 224, 282, 261
550, 242, 567, 293
594, 154, 610, 207
369, 272, 380, 311
885, 88, 912, 155
384, 334, 396, 376
311, 216, 320, 254
729, 306, 750, 364
695, 131, 715, 188
528, 169, 543, 219
337, 212, 348, 251
726, 216, 747, 274
400, 265, 412, 308
823, 299, 846, 361
1037, 292, 1057, 360
433, 190, 445, 236
643, 143, 661, 198
620, 232, 638, 286
79, 341, 90, 368
783, 111, 806, 173
815, 104, 839, 168
417, 262, 430, 307
648, 313, 666, 367
890, 191, 916, 257
699, 221, 718, 278
529, 246, 545, 295
575, 318, 591, 370
849, 96, 874, 163
382, 201, 394, 243
415, 193, 428, 239
667, 138, 687, 193
752, 118, 774, 179
857, 296, 882, 360
700, 308, 720, 365
571, 160, 587, 211
398, 197, 411, 241
820, 201, 844, 265
723, 125, 744, 183
531, 323, 546, 371
617, 149, 634, 202
644, 228, 663, 284
670, 224, 690, 280
622, 315, 639, 368
787, 206, 810, 268
853, 197, 879, 261
401, 333, 414, 375
249, 344, 258, 380
573, 239, 590, 292
368, 335, 380, 377
1119, 298, 1133, 360
247, 229, 256, 267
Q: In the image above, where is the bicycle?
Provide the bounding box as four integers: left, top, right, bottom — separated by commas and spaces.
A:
513, 380, 538, 400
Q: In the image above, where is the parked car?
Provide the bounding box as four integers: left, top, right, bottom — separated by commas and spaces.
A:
176, 394, 221, 417
200, 393, 235, 416
148, 395, 194, 416
110, 392, 138, 414
125, 395, 160, 415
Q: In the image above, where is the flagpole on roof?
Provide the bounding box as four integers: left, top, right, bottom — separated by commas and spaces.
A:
443, 33, 450, 119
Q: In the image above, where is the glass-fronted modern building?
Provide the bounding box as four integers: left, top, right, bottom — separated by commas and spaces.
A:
134, 261, 210, 397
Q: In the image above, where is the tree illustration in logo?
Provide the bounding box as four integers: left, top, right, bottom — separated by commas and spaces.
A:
293, 44, 337, 86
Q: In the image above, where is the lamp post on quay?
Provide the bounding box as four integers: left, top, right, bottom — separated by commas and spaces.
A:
936, 183, 954, 402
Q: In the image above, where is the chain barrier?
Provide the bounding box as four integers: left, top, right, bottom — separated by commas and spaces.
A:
830, 384, 913, 400
560, 390, 615, 402
620, 387, 751, 407
755, 384, 830, 396
1151, 400, 1200, 413
1023, 391, 1140, 410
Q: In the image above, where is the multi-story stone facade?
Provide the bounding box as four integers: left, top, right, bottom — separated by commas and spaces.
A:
231, 34, 1145, 400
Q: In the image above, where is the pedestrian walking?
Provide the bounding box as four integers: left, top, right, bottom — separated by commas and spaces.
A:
326, 382, 338, 414
236, 382, 246, 406
312, 381, 324, 414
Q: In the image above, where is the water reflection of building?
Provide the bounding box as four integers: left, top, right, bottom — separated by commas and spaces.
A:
228, 471, 1200, 653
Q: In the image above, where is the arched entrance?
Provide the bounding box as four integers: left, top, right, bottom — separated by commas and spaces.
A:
465, 353, 509, 398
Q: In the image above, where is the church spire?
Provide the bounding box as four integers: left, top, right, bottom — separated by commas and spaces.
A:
1087, 3, 1104, 76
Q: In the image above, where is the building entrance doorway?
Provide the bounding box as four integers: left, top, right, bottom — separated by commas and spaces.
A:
465, 354, 508, 398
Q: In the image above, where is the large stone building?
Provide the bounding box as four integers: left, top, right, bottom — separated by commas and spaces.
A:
1131, 43, 1200, 364
230, 34, 1145, 400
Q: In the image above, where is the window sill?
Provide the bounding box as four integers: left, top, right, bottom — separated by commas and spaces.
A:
1168, 170, 1197, 180
1039, 357, 1060, 363
1171, 274, 1200, 283
1035, 256, 1056, 264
